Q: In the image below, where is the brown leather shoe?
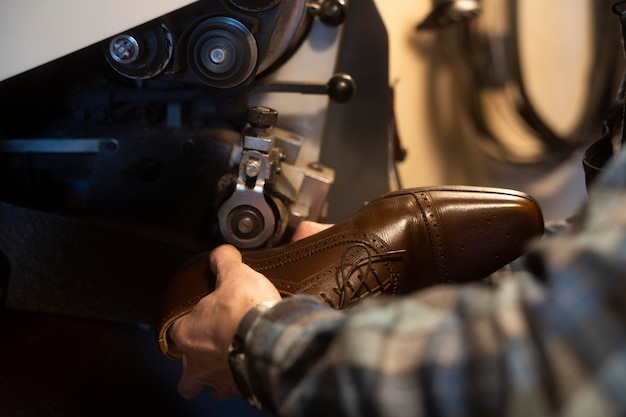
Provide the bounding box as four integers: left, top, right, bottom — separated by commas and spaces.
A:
156, 186, 544, 358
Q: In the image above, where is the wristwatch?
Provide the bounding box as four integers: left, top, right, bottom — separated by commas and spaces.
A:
228, 300, 278, 411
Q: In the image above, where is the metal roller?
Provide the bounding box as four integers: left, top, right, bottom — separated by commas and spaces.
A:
103, 21, 174, 80
187, 16, 259, 88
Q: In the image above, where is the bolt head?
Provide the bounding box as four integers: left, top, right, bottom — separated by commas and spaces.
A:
244, 160, 261, 178
247, 106, 278, 128
109, 34, 140, 64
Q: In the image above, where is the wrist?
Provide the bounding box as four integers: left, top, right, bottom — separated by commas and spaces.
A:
228, 300, 279, 411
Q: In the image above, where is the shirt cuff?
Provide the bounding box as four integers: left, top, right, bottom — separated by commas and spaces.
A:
229, 295, 342, 413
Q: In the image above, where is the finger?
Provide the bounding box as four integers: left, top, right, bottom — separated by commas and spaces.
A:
209, 244, 242, 276
291, 221, 334, 241
177, 371, 205, 399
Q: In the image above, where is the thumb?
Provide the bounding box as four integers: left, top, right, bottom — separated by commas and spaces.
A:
209, 244, 243, 277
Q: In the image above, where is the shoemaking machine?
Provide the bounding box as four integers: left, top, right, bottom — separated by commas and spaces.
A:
0, 0, 394, 321
0, 1, 392, 415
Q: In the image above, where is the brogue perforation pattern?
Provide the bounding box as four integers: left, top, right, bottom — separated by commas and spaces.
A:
415, 192, 450, 283
457, 209, 517, 268
246, 230, 404, 308
246, 230, 390, 270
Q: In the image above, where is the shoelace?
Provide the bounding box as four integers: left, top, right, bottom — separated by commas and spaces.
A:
319, 244, 406, 308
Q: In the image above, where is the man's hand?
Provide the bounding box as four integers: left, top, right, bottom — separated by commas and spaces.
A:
168, 221, 333, 400
168, 244, 282, 400
291, 220, 333, 241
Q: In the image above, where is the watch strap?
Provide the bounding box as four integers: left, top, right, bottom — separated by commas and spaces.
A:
228, 300, 278, 411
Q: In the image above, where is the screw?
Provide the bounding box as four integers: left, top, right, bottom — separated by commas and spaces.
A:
237, 217, 254, 234
247, 106, 278, 128
210, 46, 228, 64
109, 34, 140, 64
244, 160, 261, 177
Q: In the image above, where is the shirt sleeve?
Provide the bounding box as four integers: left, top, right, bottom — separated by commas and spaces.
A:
242, 150, 626, 417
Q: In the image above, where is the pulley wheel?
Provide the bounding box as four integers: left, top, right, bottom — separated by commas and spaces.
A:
187, 16, 258, 88
103, 22, 174, 79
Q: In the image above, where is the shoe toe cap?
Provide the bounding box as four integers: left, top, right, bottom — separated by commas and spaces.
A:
422, 187, 544, 285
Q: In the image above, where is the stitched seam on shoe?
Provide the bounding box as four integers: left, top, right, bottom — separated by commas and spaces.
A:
248, 230, 389, 268
247, 230, 402, 299
415, 191, 449, 283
